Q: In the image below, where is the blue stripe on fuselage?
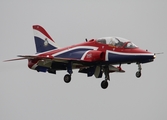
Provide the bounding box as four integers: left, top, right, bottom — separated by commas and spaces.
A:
34, 37, 57, 53
108, 52, 154, 64
55, 48, 92, 59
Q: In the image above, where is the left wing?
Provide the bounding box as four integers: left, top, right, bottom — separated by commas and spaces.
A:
4, 55, 125, 73
4, 55, 92, 67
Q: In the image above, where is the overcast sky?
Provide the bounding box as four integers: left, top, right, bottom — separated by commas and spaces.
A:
1, 1, 167, 120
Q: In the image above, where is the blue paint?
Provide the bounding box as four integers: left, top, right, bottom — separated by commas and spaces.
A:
34, 37, 57, 53
108, 53, 154, 64
87, 66, 96, 77
55, 48, 92, 59
35, 66, 48, 72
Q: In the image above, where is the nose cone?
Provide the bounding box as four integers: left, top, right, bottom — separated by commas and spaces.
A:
151, 53, 156, 61
133, 48, 155, 63
140, 49, 156, 63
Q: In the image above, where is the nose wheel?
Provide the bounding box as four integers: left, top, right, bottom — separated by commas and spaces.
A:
136, 71, 141, 78
136, 63, 142, 78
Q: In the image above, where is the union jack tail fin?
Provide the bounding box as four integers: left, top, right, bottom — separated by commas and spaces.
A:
33, 25, 58, 53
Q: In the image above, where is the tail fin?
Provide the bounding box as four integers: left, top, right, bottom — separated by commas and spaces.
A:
33, 25, 58, 53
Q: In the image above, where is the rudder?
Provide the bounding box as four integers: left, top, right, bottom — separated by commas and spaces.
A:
33, 25, 58, 53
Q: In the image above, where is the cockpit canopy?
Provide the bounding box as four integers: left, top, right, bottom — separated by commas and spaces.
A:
96, 37, 137, 48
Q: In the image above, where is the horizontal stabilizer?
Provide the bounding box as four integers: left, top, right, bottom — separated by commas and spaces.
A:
4, 57, 28, 62
4, 55, 54, 62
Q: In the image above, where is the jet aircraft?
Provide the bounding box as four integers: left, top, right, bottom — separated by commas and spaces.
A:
5, 25, 156, 89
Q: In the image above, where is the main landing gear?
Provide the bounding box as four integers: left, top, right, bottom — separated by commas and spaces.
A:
136, 63, 142, 78
101, 80, 108, 89
62, 63, 142, 88
63, 62, 72, 83
101, 66, 110, 89
62, 64, 110, 89
64, 74, 71, 83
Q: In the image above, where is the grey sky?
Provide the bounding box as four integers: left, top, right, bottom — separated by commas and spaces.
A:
1, 1, 167, 120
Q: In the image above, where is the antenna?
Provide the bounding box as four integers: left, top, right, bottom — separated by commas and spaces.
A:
154, 52, 163, 55
85, 38, 88, 42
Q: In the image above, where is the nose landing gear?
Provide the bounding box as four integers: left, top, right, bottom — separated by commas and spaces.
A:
136, 71, 141, 78
136, 63, 142, 78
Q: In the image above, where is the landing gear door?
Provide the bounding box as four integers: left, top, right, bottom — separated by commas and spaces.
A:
94, 66, 103, 78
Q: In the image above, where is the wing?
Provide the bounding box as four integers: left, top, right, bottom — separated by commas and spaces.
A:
4, 55, 92, 68
4, 55, 125, 75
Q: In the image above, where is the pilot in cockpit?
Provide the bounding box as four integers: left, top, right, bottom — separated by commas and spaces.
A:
108, 39, 116, 47
108, 37, 124, 47
115, 39, 124, 47
96, 37, 128, 48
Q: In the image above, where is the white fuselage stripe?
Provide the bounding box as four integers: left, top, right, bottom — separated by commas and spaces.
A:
81, 50, 91, 60
52, 46, 98, 57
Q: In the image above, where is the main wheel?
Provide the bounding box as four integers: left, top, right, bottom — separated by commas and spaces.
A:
136, 71, 141, 78
64, 74, 71, 83
101, 80, 108, 89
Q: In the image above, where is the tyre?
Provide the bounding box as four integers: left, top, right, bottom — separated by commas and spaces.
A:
136, 71, 141, 78
101, 80, 108, 89
64, 74, 71, 83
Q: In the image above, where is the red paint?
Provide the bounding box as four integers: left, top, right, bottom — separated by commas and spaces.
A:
83, 50, 104, 62
33, 25, 54, 42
